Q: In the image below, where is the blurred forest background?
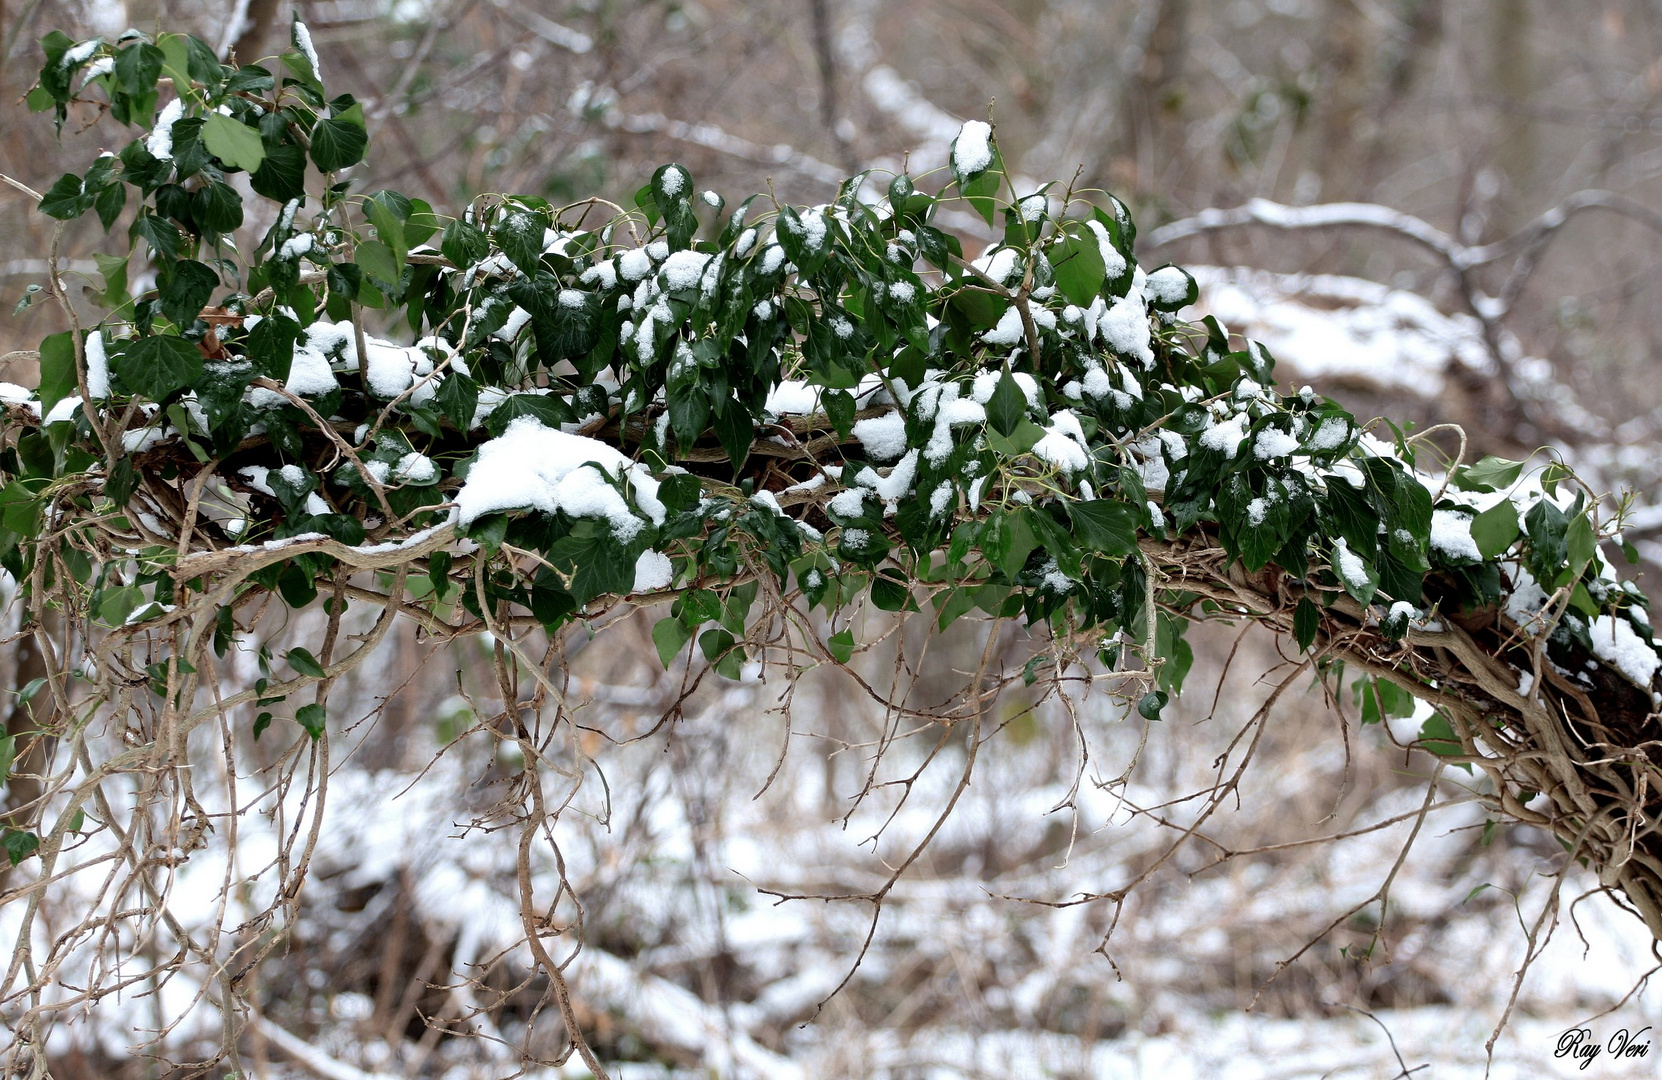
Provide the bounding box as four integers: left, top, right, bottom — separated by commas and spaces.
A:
6, 1, 1662, 1076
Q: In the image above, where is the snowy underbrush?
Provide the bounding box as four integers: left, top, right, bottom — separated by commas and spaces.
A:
20, 614, 1658, 1079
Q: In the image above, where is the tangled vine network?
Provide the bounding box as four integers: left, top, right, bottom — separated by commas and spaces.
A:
2, 20, 1662, 1076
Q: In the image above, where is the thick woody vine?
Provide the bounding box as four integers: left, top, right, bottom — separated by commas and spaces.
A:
3, 22, 1662, 1073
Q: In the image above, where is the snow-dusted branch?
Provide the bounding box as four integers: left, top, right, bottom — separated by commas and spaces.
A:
1146, 198, 1469, 268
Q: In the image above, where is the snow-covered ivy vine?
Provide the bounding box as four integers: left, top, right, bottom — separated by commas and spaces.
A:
5, 21, 1662, 1074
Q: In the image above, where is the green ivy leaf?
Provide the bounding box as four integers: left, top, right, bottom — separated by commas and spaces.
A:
94, 182, 126, 230
295, 702, 327, 739
1050, 224, 1106, 307
286, 647, 327, 678
1, 830, 40, 866
309, 117, 368, 172
160, 259, 219, 327
113, 335, 203, 401
495, 210, 545, 276
1294, 596, 1320, 653
1524, 499, 1568, 587
698, 626, 743, 679
658, 473, 702, 512
548, 520, 640, 604
986, 371, 1026, 437
1458, 455, 1525, 493
1137, 690, 1168, 721
38, 173, 91, 220
987, 417, 1044, 457
36, 331, 78, 417
114, 42, 164, 97
355, 239, 400, 286
827, 628, 855, 664
652, 616, 692, 668
1471, 500, 1520, 560
201, 112, 267, 173
440, 218, 488, 268
1566, 512, 1597, 575
870, 570, 909, 611
250, 143, 307, 203
1069, 500, 1139, 558
364, 190, 409, 269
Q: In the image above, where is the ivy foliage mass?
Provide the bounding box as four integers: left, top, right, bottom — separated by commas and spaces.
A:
5, 22, 1658, 740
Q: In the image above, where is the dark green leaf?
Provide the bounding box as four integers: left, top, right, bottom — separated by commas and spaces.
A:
250, 143, 306, 202
871, 571, 909, 611
93, 182, 126, 230
658, 472, 702, 512
309, 118, 368, 172
434, 371, 479, 430
712, 398, 753, 469
133, 212, 181, 260
1050, 224, 1106, 307
547, 521, 639, 604
1137, 690, 1168, 721
495, 210, 545, 275
1294, 596, 1320, 653
36, 332, 78, 417
112, 335, 203, 401
286, 647, 327, 679
192, 181, 243, 234
160, 260, 218, 328
39, 173, 91, 220
440, 219, 488, 268
295, 702, 326, 739
1070, 500, 1139, 557
1, 830, 39, 866
1524, 499, 1568, 585
986, 371, 1026, 437
824, 388, 855, 440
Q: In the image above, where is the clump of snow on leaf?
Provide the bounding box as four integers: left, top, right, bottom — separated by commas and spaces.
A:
146, 98, 183, 160
1430, 509, 1481, 562
632, 550, 674, 592
1145, 266, 1192, 306
851, 410, 908, 462
952, 120, 994, 176
1589, 616, 1661, 689
455, 418, 665, 538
